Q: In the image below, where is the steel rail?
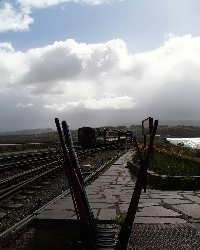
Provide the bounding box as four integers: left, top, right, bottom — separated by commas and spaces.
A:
0, 154, 119, 248
0, 156, 56, 173
0, 149, 55, 163
0, 145, 121, 202
0, 160, 59, 189
0, 155, 57, 173
0, 164, 61, 202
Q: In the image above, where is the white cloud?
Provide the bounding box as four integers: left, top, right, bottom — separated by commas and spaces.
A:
0, 3, 33, 32
44, 95, 135, 111
84, 96, 135, 109
18, 0, 115, 9
16, 102, 34, 108
44, 101, 79, 111
0, 42, 14, 52
0, 0, 120, 32
1, 35, 200, 127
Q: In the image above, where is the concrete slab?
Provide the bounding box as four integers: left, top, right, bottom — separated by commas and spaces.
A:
90, 202, 115, 209
183, 194, 200, 203
173, 204, 200, 219
35, 210, 75, 220
134, 217, 186, 224
150, 194, 183, 199
163, 198, 192, 205
98, 208, 116, 220
136, 206, 181, 217
138, 202, 160, 208
118, 203, 130, 212
139, 198, 162, 204
89, 196, 116, 203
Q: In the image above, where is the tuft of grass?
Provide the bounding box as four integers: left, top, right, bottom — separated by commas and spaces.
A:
115, 210, 126, 225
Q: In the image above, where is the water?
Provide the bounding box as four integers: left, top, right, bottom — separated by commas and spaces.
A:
167, 138, 200, 149
0, 143, 43, 147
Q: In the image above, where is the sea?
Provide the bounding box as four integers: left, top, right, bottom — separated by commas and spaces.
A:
167, 138, 200, 149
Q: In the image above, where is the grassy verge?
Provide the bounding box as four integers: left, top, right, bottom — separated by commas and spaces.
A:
155, 141, 200, 158
151, 152, 200, 176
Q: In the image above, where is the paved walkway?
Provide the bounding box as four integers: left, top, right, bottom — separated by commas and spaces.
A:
35, 150, 200, 227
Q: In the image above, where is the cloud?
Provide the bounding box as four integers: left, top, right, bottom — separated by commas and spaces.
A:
0, 3, 33, 32
84, 96, 135, 110
18, 0, 116, 9
44, 102, 79, 111
16, 102, 34, 108
0, 0, 120, 32
0, 42, 15, 52
1, 34, 200, 129
44, 96, 135, 111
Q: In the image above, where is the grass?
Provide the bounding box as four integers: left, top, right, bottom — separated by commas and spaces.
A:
128, 143, 200, 190
151, 152, 200, 176
115, 210, 126, 225
155, 142, 200, 158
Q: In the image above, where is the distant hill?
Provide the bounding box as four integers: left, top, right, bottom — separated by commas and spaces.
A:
159, 120, 200, 126
0, 128, 54, 136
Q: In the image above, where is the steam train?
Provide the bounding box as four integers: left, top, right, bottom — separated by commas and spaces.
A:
78, 127, 133, 149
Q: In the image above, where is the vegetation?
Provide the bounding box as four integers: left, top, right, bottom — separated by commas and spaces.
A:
128, 149, 200, 190
151, 152, 200, 176
115, 210, 126, 225
155, 142, 200, 158
130, 142, 200, 177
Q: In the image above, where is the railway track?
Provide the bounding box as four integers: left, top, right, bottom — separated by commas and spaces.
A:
0, 150, 57, 176
0, 147, 124, 249
0, 161, 60, 202
0, 148, 61, 203
0, 150, 119, 249
0, 144, 121, 204
0, 149, 55, 165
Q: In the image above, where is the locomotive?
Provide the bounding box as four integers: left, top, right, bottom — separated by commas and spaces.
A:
78, 127, 97, 149
78, 126, 133, 149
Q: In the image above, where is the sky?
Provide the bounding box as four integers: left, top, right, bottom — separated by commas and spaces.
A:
1, 0, 200, 131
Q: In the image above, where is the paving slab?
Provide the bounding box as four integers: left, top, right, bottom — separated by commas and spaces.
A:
36, 210, 75, 220
163, 198, 192, 205
90, 202, 114, 209
134, 216, 186, 224
45, 198, 74, 210
150, 194, 183, 199
98, 208, 117, 220
139, 198, 162, 204
173, 204, 200, 219
138, 202, 161, 208
136, 206, 181, 217
183, 194, 200, 203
